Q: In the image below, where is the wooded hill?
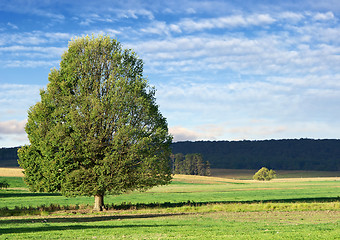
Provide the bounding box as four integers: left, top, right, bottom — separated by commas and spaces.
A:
171, 139, 340, 171
0, 147, 19, 167
1, 139, 340, 170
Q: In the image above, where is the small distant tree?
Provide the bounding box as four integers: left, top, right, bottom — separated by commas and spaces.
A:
253, 167, 276, 181
0, 181, 9, 189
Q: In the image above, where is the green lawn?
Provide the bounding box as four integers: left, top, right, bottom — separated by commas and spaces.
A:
0, 175, 339, 239
1, 211, 339, 239
0, 177, 339, 210
0, 176, 26, 188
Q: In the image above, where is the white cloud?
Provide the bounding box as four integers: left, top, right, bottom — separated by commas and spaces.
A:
169, 24, 182, 33
313, 11, 334, 21
141, 21, 171, 35
31, 9, 65, 21
116, 9, 154, 20
3, 60, 60, 68
0, 1, 65, 21
44, 32, 73, 41
0, 32, 68, 68
222, 119, 340, 141
79, 18, 94, 26
0, 119, 26, 134
79, 13, 116, 26
0, 133, 28, 147
7, 22, 18, 30
246, 14, 276, 25
0, 84, 42, 121
186, 8, 196, 14
166, 13, 276, 33
0, 45, 66, 56
278, 12, 305, 22
269, 74, 340, 88
170, 117, 340, 142
226, 120, 287, 140
170, 126, 201, 142
140, 13, 271, 37
0, 31, 73, 46
156, 71, 340, 141
132, 30, 340, 77
170, 124, 225, 142
0, 84, 39, 147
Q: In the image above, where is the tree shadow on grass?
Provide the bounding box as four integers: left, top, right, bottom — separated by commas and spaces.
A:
198, 196, 340, 205
1, 196, 338, 218
108, 196, 340, 210
0, 192, 61, 198
0, 213, 185, 225
0, 222, 180, 235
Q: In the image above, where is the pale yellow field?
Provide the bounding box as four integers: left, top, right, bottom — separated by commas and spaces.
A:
173, 173, 340, 184
0, 167, 24, 177
1, 167, 339, 183
172, 174, 254, 184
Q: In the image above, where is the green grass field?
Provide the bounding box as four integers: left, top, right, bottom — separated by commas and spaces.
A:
1, 210, 339, 239
0, 170, 339, 239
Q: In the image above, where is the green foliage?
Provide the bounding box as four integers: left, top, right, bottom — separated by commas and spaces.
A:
18, 35, 172, 207
253, 167, 277, 181
172, 153, 210, 176
0, 180, 9, 189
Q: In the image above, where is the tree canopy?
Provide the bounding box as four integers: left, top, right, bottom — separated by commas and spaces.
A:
18, 35, 172, 210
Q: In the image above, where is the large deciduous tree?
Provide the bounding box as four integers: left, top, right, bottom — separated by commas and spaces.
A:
18, 35, 172, 211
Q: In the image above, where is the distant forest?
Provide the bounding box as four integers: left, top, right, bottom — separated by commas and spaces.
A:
0, 147, 19, 167
1, 139, 340, 170
171, 139, 340, 171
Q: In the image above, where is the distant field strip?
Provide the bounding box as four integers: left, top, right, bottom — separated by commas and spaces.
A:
0, 168, 24, 177
1, 167, 339, 182
173, 173, 340, 184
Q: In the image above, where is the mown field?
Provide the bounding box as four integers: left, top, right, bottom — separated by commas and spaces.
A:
0, 168, 339, 239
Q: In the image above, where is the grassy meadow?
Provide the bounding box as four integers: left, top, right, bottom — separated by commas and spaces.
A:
0, 168, 339, 239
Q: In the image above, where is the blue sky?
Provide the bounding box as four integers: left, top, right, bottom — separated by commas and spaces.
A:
1, 0, 340, 147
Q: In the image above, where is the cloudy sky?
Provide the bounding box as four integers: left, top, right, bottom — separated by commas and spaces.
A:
1, 0, 340, 147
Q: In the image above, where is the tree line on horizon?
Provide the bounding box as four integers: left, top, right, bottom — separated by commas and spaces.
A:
0, 147, 19, 167
1, 138, 340, 171
171, 139, 340, 171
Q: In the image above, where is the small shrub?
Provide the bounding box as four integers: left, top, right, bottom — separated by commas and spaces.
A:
253, 167, 276, 181
0, 181, 9, 189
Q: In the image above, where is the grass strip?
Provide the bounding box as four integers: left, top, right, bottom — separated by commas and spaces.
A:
0, 201, 339, 217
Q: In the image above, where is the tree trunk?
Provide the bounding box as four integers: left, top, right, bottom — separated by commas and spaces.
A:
93, 194, 105, 211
